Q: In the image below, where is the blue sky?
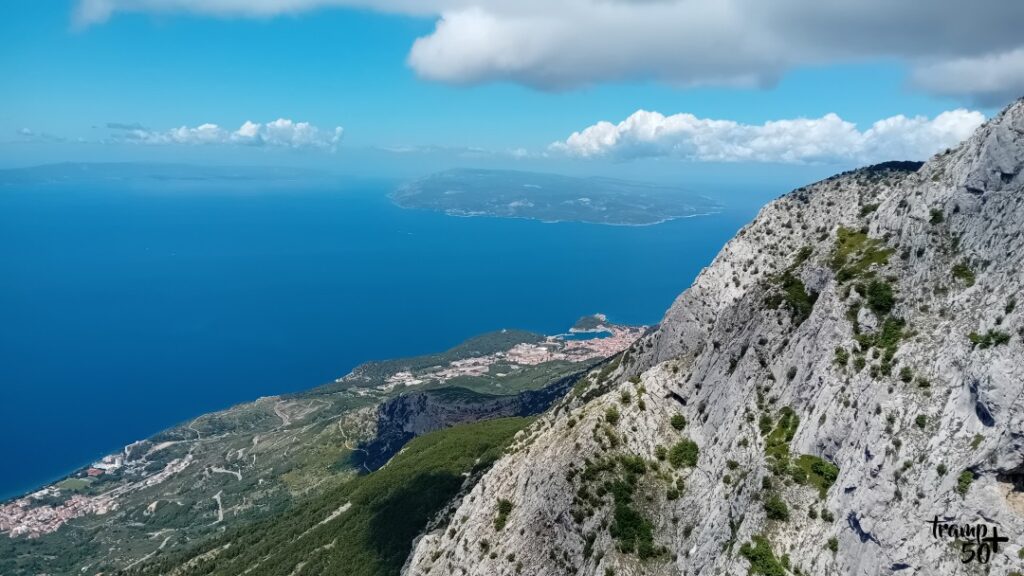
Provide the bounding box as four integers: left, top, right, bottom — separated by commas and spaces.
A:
2, 1, 1021, 177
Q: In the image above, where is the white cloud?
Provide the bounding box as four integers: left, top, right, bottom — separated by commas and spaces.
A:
551, 109, 985, 164
15, 128, 67, 143
73, 0, 1024, 103
113, 118, 344, 150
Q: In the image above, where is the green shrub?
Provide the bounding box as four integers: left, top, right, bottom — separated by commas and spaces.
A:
605, 406, 620, 425
970, 434, 984, 450
827, 537, 839, 553
609, 494, 660, 558
668, 439, 699, 469
764, 407, 800, 468
654, 445, 667, 461
670, 414, 686, 431
969, 330, 1011, 349
929, 209, 944, 224
619, 455, 647, 475
794, 455, 839, 498
951, 262, 975, 286
937, 463, 948, 476
739, 535, 786, 576
763, 495, 790, 521
915, 414, 927, 429
494, 499, 514, 531
793, 246, 814, 266
774, 268, 815, 323
865, 280, 895, 316
956, 470, 974, 496
834, 347, 850, 367
859, 203, 879, 217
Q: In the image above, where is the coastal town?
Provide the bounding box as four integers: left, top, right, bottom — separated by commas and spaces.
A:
0, 316, 643, 541
0, 449, 195, 539
0, 456, 123, 538
378, 320, 644, 391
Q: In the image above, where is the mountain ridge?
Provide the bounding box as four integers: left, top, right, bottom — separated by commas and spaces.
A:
401, 98, 1024, 576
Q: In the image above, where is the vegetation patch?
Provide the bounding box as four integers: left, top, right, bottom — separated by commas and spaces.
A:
968, 330, 1011, 349
830, 227, 893, 283
956, 470, 975, 497
863, 280, 895, 316
739, 535, 787, 576
951, 261, 976, 286
763, 407, 799, 473
130, 417, 532, 576
859, 203, 879, 217
609, 485, 661, 558
605, 406, 621, 425
764, 271, 819, 326
792, 455, 840, 499
670, 414, 687, 431
763, 495, 790, 521
833, 347, 850, 367
855, 316, 906, 374
568, 454, 670, 561
494, 498, 514, 531
668, 439, 699, 469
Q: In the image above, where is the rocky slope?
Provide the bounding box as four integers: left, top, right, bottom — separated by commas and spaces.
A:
403, 99, 1024, 576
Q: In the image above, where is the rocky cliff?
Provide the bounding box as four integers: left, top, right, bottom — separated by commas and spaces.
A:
356, 367, 594, 470
403, 99, 1024, 576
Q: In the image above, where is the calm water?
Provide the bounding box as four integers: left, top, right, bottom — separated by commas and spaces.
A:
0, 180, 754, 499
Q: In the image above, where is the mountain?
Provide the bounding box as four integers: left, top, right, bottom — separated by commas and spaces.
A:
398, 100, 1024, 575
8, 98, 1024, 576
391, 169, 721, 226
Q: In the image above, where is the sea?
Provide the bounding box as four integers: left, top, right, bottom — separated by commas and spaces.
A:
0, 177, 760, 500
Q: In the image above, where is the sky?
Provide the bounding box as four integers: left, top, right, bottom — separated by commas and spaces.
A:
2, 1, 1023, 182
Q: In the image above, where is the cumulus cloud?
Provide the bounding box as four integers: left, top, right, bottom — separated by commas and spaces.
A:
551, 109, 985, 164
72, 0, 1024, 103
112, 118, 344, 150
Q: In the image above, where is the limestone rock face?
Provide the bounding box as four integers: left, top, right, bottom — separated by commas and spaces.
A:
403, 99, 1024, 576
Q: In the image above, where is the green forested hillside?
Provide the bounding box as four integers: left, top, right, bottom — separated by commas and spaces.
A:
129, 417, 532, 576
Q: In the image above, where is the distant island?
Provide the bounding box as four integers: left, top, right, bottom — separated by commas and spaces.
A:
390, 168, 721, 226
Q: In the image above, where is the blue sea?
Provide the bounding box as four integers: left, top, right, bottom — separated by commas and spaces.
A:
0, 177, 757, 499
